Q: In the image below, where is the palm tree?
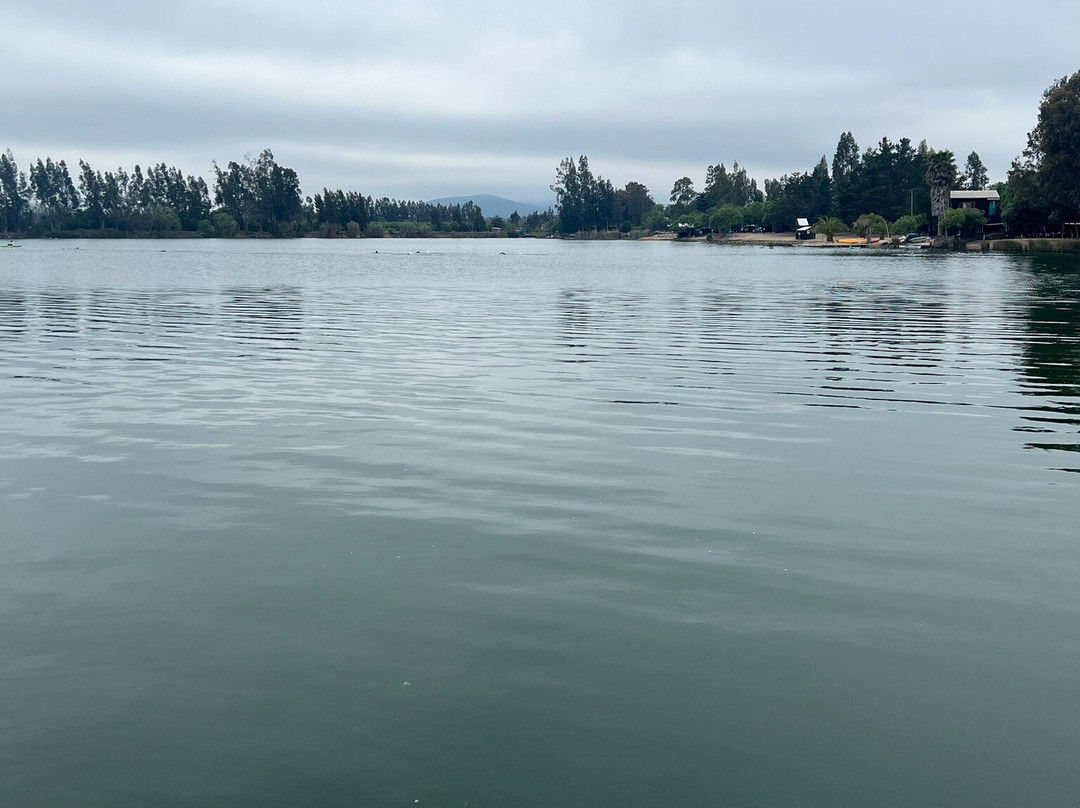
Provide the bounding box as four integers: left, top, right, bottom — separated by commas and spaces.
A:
925, 150, 958, 236
812, 216, 847, 243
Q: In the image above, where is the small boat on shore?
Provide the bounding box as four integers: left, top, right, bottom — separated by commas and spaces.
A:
898, 234, 932, 249
835, 237, 881, 246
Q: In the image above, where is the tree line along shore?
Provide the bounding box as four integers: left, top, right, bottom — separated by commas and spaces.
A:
2, 71, 1077, 245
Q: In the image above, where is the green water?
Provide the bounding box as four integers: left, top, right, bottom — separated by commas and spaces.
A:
2, 240, 1078, 807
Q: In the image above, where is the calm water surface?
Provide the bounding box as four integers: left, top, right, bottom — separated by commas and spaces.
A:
2, 239, 1078, 807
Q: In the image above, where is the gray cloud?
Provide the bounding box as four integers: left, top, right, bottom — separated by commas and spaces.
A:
3, 0, 1076, 201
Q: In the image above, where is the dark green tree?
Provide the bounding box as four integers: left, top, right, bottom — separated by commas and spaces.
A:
708, 204, 744, 233
471, 202, 486, 232
590, 176, 617, 231
29, 158, 79, 231
831, 131, 860, 221
212, 159, 254, 230
961, 151, 989, 191
552, 156, 584, 233
850, 137, 925, 222
1024, 70, 1080, 220
700, 161, 763, 211
253, 149, 302, 232
213, 150, 301, 234
763, 170, 829, 231
1001, 162, 1051, 236
669, 176, 696, 210
101, 170, 123, 229
126, 165, 146, 230
78, 160, 106, 229
616, 182, 653, 228
811, 156, 832, 216
552, 156, 617, 234
0, 150, 29, 233
743, 200, 771, 229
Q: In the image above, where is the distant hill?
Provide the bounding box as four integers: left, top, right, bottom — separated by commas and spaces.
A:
425, 194, 549, 219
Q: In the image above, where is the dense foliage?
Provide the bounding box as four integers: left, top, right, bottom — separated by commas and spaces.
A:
2, 154, 213, 235
0, 148, 555, 238
550, 133, 953, 237
1002, 70, 1080, 235
548, 71, 1077, 239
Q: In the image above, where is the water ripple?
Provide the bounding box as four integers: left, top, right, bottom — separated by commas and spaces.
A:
2, 241, 1079, 807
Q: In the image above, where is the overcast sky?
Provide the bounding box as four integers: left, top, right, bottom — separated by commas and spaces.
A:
3, 0, 1077, 205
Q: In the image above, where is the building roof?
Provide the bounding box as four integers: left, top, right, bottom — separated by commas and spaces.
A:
796, 217, 810, 227
950, 190, 1000, 200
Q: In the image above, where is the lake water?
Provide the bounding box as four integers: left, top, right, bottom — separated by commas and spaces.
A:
2, 239, 1078, 807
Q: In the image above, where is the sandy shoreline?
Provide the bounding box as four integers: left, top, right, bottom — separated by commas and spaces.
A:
640, 231, 1080, 253
641, 231, 864, 247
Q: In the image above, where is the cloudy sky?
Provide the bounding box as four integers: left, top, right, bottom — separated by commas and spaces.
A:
3, 0, 1077, 205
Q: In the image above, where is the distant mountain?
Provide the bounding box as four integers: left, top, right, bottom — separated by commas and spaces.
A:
425, 194, 549, 219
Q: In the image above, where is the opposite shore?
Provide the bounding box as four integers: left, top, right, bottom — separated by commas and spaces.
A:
6, 230, 1080, 254
644, 231, 1080, 254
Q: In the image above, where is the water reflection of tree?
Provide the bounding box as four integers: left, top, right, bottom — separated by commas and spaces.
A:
0, 290, 27, 339
1021, 259, 1080, 398
812, 282, 950, 355
1016, 259, 1080, 468
38, 290, 80, 336
555, 289, 598, 364
555, 289, 666, 366
221, 286, 303, 348
798, 281, 952, 409
556, 288, 590, 332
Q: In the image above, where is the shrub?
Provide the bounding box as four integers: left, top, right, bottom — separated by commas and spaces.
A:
212, 211, 238, 238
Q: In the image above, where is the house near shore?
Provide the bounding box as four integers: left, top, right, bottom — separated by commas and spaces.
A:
950, 190, 1005, 238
